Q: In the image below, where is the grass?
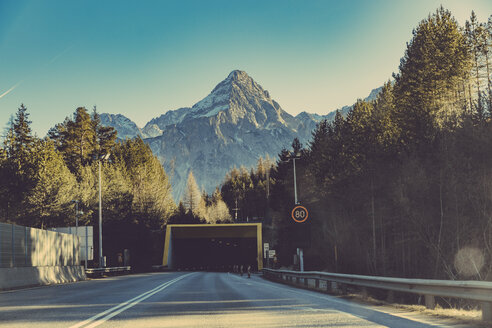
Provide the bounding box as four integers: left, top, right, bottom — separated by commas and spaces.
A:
342, 293, 490, 327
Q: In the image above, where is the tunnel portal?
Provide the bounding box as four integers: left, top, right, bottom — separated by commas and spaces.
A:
162, 223, 262, 271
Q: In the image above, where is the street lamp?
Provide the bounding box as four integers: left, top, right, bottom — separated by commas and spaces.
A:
285, 151, 301, 205
71, 200, 79, 235
98, 153, 110, 268
284, 150, 304, 271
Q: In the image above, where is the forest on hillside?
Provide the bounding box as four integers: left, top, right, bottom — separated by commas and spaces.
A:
1, 8, 491, 279
0, 106, 178, 267
0, 100, 236, 267
220, 8, 492, 280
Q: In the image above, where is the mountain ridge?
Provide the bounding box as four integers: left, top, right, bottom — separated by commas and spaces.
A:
100, 70, 383, 200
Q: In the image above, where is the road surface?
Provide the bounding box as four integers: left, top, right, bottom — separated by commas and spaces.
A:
0, 272, 476, 327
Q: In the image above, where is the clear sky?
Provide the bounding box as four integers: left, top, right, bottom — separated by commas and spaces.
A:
0, 0, 491, 136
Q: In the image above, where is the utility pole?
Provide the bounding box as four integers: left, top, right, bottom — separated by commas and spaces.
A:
98, 153, 110, 268
98, 159, 103, 267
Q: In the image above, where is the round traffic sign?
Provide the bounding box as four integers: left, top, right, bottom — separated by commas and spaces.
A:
291, 205, 308, 223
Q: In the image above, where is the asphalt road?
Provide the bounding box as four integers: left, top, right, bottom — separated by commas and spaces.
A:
0, 272, 477, 328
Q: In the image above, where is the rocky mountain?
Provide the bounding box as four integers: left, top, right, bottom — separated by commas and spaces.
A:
99, 113, 145, 139
101, 71, 383, 200
142, 107, 191, 138
144, 70, 308, 200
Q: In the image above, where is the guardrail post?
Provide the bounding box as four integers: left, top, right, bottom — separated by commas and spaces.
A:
361, 287, 368, 299
322, 280, 328, 292
425, 295, 435, 310
482, 302, 492, 322
341, 283, 347, 295
331, 281, 338, 293
387, 290, 394, 303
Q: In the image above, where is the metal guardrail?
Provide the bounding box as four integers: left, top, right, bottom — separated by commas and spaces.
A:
263, 268, 492, 321
85, 266, 131, 276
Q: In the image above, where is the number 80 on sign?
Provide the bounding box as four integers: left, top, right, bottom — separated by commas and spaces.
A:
291, 205, 308, 223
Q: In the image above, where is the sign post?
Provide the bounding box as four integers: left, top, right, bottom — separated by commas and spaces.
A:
286, 150, 306, 272
291, 205, 309, 271
263, 243, 269, 258
264, 243, 270, 268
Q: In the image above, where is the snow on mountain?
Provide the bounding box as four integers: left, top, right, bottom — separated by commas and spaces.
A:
142, 107, 191, 137
144, 70, 305, 200
99, 113, 144, 139
101, 71, 384, 201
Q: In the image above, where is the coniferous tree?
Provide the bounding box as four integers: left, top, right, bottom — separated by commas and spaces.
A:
394, 6, 471, 145
25, 139, 77, 228
182, 171, 202, 216
0, 105, 37, 222
49, 107, 117, 176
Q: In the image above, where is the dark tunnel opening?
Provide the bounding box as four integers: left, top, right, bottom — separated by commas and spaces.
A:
172, 237, 257, 271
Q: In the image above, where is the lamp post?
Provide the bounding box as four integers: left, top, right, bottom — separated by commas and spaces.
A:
98, 153, 110, 268
285, 151, 301, 205
285, 151, 303, 271
71, 200, 79, 235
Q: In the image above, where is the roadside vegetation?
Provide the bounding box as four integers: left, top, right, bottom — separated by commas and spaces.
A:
220, 8, 492, 283
0, 106, 175, 268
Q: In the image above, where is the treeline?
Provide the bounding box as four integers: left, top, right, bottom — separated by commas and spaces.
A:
221, 8, 492, 280
168, 171, 232, 224
220, 157, 275, 222
0, 106, 175, 268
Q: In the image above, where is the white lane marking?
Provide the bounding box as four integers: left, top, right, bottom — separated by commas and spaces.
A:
69, 273, 194, 328
68, 276, 184, 328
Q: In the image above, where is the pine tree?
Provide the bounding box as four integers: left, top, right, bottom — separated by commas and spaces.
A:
112, 137, 175, 227
91, 106, 117, 157
49, 107, 117, 175
466, 11, 489, 122
12, 104, 34, 154
0, 105, 37, 223
26, 139, 77, 228
182, 171, 202, 215
394, 6, 471, 145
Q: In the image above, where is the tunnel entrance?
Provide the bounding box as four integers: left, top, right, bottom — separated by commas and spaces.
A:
162, 224, 262, 271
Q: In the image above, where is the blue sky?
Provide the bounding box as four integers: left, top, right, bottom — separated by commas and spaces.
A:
0, 0, 491, 136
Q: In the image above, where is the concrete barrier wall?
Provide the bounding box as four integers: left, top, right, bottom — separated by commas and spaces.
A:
0, 222, 79, 267
0, 222, 86, 289
0, 266, 86, 289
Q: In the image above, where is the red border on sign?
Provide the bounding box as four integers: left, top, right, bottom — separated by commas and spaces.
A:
291, 205, 308, 223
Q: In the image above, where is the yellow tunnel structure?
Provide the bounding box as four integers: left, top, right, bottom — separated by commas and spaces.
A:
162, 223, 263, 271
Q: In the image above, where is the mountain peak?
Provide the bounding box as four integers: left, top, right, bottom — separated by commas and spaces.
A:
227, 70, 249, 81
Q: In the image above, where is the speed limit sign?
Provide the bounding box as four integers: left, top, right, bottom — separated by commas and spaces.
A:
291, 205, 308, 223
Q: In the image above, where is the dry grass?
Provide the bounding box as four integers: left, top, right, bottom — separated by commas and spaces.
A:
342, 293, 490, 327
394, 303, 481, 321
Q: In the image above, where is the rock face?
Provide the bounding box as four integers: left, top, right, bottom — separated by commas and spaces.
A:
99, 113, 145, 139
144, 70, 308, 200
101, 70, 382, 201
